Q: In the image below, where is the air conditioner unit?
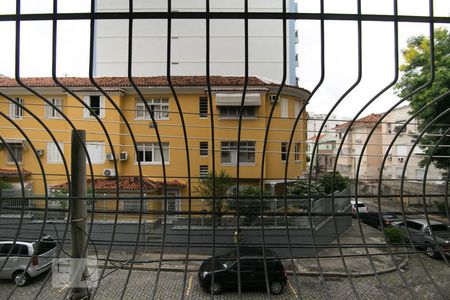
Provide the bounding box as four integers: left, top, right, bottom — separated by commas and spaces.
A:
120, 151, 128, 161
105, 153, 115, 161
269, 95, 278, 103
387, 155, 392, 161
36, 149, 44, 156
398, 157, 404, 162
103, 168, 116, 177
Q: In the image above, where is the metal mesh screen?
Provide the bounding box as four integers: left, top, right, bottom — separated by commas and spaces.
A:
0, 0, 449, 299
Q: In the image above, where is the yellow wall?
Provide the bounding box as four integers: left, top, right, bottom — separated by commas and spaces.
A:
0, 86, 307, 220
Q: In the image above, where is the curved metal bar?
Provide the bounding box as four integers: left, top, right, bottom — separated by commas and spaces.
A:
375, 92, 450, 298
165, 1, 194, 298
233, 0, 251, 295
0, 136, 28, 274
419, 125, 450, 265
0, 111, 50, 300
282, 0, 331, 296
256, 0, 289, 297
121, 4, 169, 299
397, 107, 450, 299
205, 1, 219, 299
306, 1, 364, 298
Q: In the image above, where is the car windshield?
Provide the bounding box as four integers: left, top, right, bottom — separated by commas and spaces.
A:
221, 260, 235, 269
430, 224, 449, 232
382, 214, 397, 219
356, 203, 366, 207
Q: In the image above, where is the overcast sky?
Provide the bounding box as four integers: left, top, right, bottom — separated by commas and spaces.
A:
0, 0, 448, 118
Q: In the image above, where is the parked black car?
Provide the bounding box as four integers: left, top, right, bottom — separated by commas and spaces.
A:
361, 212, 402, 230
198, 247, 287, 295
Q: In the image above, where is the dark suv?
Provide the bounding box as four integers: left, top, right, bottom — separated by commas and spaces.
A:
198, 247, 287, 295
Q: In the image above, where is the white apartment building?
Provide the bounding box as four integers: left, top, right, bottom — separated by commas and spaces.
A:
381, 105, 444, 182
307, 113, 339, 139
94, 0, 299, 85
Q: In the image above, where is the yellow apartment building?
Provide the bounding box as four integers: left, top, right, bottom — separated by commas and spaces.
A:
0, 76, 309, 220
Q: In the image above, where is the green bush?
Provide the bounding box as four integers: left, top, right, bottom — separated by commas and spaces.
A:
318, 172, 351, 194
0, 179, 12, 190
384, 227, 405, 245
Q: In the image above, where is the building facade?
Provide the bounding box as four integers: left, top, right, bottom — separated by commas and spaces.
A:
94, 0, 299, 85
0, 76, 308, 220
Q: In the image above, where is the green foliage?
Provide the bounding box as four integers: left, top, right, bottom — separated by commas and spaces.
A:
194, 170, 234, 224
227, 185, 271, 224
384, 227, 405, 245
394, 28, 450, 170
287, 180, 324, 209
433, 200, 448, 215
0, 179, 12, 190
318, 172, 351, 194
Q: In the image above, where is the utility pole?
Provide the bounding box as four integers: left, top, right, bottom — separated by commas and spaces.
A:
70, 130, 89, 299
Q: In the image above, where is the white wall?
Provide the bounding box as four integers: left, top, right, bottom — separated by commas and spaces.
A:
94, 0, 297, 83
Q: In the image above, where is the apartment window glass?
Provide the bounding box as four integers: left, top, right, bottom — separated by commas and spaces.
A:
86, 142, 105, 164
281, 142, 287, 161
123, 197, 147, 212
219, 106, 256, 118
7, 143, 23, 163
9, 98, 23, 118
200, 142, 208, 156
199, 96, 208, 118
280, 98, 288, 118
45, 98, 63, 119
136, 142, 169, 164
84, 96, 105, 118
136, 98, 169, 120
200, 165, 209, 177
221, 141, 255, 164
295, 101, 301, 118
47, 142, 63, 163
294, 143, 301, 161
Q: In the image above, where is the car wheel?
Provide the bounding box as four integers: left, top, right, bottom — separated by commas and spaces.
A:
12, 270, 29, 287
211, 280, 223, 295
269, 280, 284, 295
426, 245, 439, 258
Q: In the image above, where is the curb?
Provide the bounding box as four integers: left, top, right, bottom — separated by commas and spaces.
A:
101, 255, 410, 278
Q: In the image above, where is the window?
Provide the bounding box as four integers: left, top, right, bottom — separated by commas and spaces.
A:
281, 142, 287, 161
219, 106, 256, 118
84, 95, 105, 118
122, 197, 147, 212
7, 143, 23, 164
295, 101, 301, 118
200, 141, 208, 156
294, 143, 301, 161
136, 142, 169, 164
45, 98, 63, 119
47, 142, 63, 163
280, 98, 288, 118
136, 98, 169, 120
199, 96, 208, 118
86, 142, 105, 164
9, 98, 23, 118
200, 165, 209, 177
221, 141, 256, 164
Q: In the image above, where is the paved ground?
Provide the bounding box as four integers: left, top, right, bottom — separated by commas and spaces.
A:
1, 218, 449, 299
1, 253, 449, 300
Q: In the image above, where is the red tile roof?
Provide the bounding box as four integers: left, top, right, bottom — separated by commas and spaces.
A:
0, 168, 32, 177
334, 113, 382, 131
0, 76, 306, 92
307, 134, 326, 142
52, 177, 185, 192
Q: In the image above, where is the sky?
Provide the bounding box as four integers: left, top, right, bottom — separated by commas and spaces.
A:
0, 0, 449, 118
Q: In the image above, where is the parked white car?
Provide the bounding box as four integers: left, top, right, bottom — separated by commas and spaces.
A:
350, 199, 368, 217
0, 235, 57, 286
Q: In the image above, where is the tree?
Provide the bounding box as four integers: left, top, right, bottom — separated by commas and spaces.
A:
287, 180, 324, 210
318, 172, 351, 194
194, 170, 234, 225
227, 185, 271, 224
394, 28, 450, 170
0, 179, 12, 190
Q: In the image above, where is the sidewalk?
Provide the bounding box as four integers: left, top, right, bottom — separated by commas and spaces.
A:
94, 220, 408, 278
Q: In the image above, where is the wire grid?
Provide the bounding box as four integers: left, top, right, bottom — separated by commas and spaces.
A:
0, 0, 449, 299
